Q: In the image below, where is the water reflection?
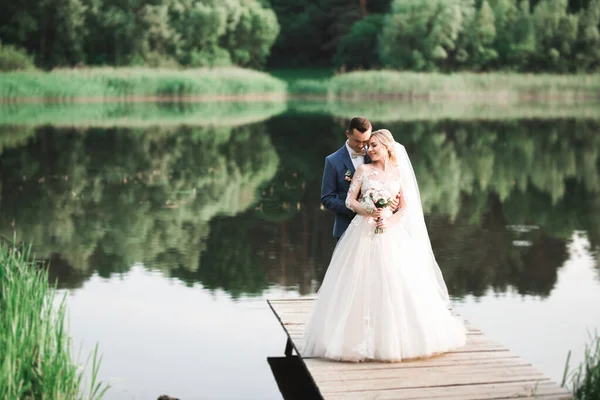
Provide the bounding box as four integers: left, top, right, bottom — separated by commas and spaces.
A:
0, 101, 288, 127
0, 117, 599, 300
0, 123, 280, 289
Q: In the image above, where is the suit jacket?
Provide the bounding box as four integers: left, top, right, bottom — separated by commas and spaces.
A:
320, 145, 371, 238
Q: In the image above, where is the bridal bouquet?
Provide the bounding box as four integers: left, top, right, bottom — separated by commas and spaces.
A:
361, 188, 393, 234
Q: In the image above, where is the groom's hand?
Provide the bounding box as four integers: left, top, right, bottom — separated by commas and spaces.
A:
391, 192, 403, 213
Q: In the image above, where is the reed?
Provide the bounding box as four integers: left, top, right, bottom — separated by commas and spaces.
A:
325, 71, 600, 102
0, 240, 109, 400
3, 67, 600, 103
563, 333, 600, 400
0, 67, 287, 101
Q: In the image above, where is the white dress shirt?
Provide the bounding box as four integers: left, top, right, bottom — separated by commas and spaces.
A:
345, 140, 365, 170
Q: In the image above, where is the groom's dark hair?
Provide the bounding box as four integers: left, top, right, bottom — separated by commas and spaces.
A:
347, 117, 371, 134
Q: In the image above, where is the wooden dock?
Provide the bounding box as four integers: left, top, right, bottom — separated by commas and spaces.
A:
268, 297, 572, 400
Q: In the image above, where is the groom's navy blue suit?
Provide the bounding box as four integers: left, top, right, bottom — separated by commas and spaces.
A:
321, 145, 371, 240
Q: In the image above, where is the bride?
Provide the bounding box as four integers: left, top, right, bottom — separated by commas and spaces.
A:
302, 129, 466, 362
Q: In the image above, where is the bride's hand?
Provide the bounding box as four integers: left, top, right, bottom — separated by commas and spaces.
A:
372, 208, 384, 219
376, 217, 388, 229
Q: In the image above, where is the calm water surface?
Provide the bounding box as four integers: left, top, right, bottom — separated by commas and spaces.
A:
1, 110, 599, 399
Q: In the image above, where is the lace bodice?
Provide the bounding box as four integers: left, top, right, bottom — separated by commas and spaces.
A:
345, 165, 401, 212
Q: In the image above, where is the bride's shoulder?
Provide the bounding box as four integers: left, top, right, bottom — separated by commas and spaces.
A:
356, 164, 369, 173
357, 164, 376, 175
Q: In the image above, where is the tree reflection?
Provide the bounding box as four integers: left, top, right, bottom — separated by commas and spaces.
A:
0, 124, 279, 289
0, 116, 598, 298
256, 117, 600, 298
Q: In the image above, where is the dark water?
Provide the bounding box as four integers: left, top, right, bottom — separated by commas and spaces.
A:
1, 113, 600, 399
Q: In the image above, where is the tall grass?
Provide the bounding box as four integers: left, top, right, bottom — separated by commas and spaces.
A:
3, 67, 600, 103
268, 68, 332, 97
562, 333, 600, 400
0, 241, 109, 400
325, 71, 600, 102
0, 67, 287, 101
267, 68, 334, 82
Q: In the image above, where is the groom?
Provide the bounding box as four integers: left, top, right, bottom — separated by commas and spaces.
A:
321, 117, 403, 241
320, 117, 373, 241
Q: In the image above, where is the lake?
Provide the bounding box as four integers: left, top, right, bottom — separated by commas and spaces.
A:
1, 103, 599, 399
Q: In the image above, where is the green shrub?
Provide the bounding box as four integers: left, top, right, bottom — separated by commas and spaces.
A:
0, 41, 35, 71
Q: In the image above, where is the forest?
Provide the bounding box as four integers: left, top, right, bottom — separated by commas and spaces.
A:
1, 0, 599, 73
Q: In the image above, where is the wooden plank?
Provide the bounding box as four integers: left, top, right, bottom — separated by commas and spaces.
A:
267, 298, 572, 400
269, 297, 318, 302
316, 374, 549, 395
304, 357, 531, 371
324, 381, 571, 400
301, 352, 524, 370
309, 364, 545, 382
266, 299, 304, 359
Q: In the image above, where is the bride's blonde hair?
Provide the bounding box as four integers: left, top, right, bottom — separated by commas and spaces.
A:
371, 129, 397, 165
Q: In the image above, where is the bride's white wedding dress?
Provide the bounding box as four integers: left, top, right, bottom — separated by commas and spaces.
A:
303, 145, 466, 362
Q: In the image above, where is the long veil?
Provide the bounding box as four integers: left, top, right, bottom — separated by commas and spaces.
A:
394, 142, 451, 305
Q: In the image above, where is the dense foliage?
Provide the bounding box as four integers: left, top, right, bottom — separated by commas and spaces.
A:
269, 0, 600, 72
1, 0, 598, 72
0, 0, 279, 69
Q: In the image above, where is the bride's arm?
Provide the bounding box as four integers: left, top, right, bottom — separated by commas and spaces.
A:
345, 165, 373, 216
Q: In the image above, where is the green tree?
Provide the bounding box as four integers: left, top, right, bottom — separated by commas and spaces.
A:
83, 0, 171, 65
472, 0, 499, 68
487, 0, 518, 65
0, 41, 35, 71
0, 0, 87, 67
267, 0, 392, 67
168, 0, 279, 68
334, 14, 384, 70
532, 0, 579, 71
266, 0, 326, 66
574, 0, 600, 71
448, 0, 477, 68
167, 0, 231, 66
0, 0, 280, 68
509, 0, 537, 69
136, 3, 181, 66
379, 0, 467, 71
222, 0, 280, 68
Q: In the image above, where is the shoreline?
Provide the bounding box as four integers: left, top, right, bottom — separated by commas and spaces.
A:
2, 68, 600, 104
